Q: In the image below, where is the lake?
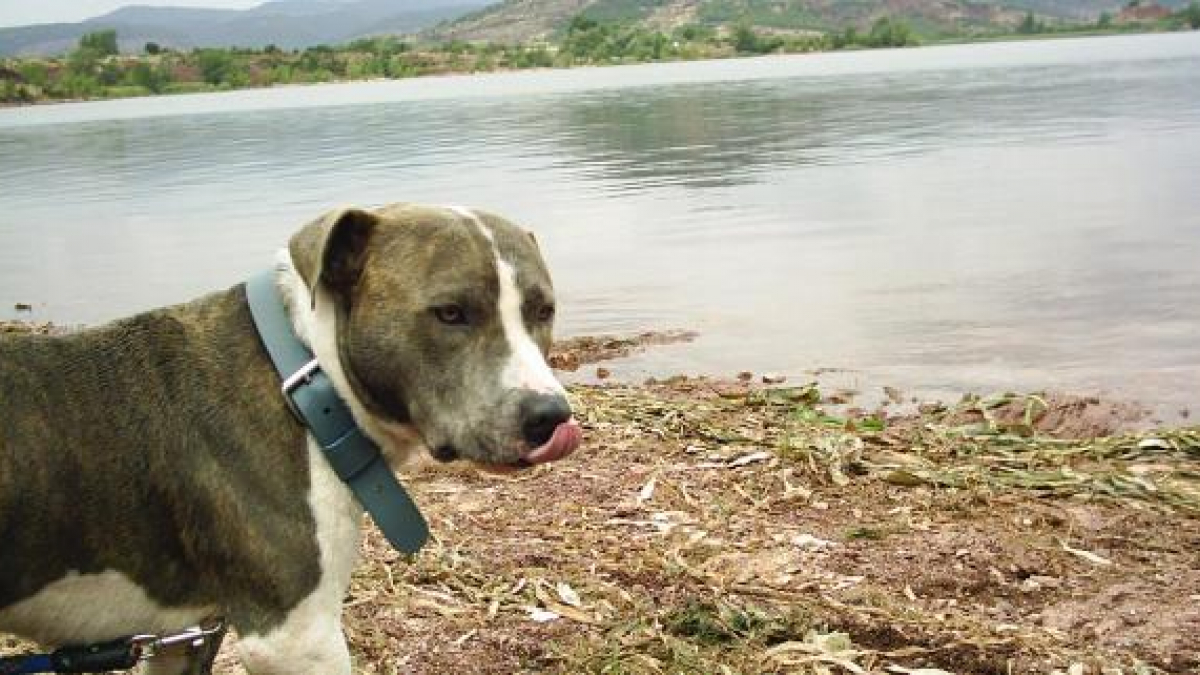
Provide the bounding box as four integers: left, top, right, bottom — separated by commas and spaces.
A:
2, 32, 1199, 412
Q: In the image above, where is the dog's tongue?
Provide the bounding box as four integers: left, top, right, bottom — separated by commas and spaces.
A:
523, 419, 582, 465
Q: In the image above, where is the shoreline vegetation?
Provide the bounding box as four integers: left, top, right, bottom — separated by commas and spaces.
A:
3, 320, 1198, 671
3, 5, 1200, 107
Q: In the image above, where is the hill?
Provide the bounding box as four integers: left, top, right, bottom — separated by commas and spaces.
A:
0, 0, 488, 56
426, 0, 1194, 43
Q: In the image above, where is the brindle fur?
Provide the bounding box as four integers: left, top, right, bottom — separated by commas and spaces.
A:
0, 203, 565, 666
0, 287, 321, 636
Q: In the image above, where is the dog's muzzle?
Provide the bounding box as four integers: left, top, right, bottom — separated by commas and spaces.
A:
519, 393, 582, 465
520, 394, 572, 446
433, 392, 582, 468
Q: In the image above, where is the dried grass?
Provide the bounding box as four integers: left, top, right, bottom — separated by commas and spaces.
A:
4, 381, 1197, 673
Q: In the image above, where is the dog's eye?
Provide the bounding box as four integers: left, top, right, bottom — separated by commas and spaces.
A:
433, 305, 468, 325
536, 305, 555, 322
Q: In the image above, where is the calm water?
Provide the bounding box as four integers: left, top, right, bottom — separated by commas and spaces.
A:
2, 33, 1199, 410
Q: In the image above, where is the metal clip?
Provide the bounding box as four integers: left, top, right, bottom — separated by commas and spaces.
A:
130, 618, 226, 661
280, 358, 322, 422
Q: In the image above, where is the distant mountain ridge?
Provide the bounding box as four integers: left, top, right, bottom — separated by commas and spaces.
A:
1, 0, 1191, 55
0, 0, 488, 55
427, 0, 1193, 43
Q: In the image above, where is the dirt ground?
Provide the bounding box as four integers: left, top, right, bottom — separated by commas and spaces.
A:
323, 377, 1198, 675
2, 330, 1197, 673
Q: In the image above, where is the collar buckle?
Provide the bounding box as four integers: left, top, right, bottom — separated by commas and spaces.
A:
280, 358, 321, 423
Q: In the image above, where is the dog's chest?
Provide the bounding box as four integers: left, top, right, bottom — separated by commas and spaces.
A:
0, 441, 364, 646
0, 570, 216, 646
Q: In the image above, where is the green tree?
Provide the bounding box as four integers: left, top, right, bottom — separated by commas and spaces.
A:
562, 15, 611, 60
79, 29, 119, 56
16, 61, 49, 88
1017, 11, 1036, 34
67, 46, 101, 76
196, 49, 233, 85
675, 24, 712, 42
0, 78, 18, 103
145, 41, 162, 55
567, 14, 599, 35
867, 16, 914, 47
733, 23, 760, 53
1183, 2, 1200, 28
832, 26, 859, 49
127, 61, 168, 93
732, 24, 782, 54
96, 60, 121, 86
57, 71, 102, 98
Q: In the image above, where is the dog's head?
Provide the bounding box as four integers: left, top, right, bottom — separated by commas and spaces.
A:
288, 203, 581, 470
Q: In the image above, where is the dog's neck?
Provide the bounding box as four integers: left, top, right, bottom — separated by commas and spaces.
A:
274, 251, 425, 467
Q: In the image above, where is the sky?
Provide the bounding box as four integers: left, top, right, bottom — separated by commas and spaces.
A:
0, 0, 263, 28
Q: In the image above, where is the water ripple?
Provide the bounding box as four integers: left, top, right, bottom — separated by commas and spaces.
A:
2, 33, 1199, 407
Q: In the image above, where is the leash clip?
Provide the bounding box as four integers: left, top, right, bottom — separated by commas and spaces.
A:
130, 618, 226, 661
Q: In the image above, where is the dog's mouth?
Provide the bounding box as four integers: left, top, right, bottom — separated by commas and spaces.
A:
434, 419, 583, 473
524, 418, 583, 464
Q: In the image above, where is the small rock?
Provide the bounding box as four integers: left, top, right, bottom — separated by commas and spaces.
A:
793, 533, 835, 549
549, 352, 580, 371
596, 367, 611, 379
762, 373, 786, 385
714, 383, 750, 399
824, 389, 855, 405
737, 371, 753, 382
1021, 575, 1062, 592
917, 401, 946, 415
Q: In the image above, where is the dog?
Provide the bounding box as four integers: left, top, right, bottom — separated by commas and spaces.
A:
0, 203, 583, 673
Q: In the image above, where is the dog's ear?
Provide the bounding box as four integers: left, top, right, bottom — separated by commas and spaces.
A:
290, 207, 377, 303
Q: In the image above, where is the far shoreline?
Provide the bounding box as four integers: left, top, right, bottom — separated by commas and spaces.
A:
2, 27, 1194, 111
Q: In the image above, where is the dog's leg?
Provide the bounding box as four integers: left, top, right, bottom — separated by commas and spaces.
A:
235, 607, 351, 675
235, 440, 360, 675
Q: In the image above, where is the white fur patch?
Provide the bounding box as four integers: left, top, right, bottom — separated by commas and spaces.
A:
447, 205, 491, 241
0, 570, 215, 646
447, 207, 565, 396
495, 257, 565, 395
236, 438, 360, 674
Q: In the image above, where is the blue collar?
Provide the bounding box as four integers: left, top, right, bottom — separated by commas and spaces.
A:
244, 270, 429, 555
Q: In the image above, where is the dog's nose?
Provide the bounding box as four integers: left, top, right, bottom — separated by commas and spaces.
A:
520, 394, 572, 446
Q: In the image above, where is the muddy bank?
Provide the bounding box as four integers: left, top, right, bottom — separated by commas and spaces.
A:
550, 330, 1165, 440
549, 330, 698, 374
